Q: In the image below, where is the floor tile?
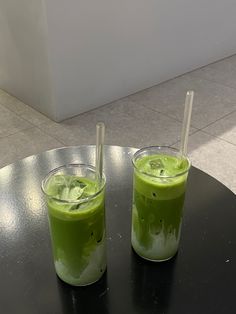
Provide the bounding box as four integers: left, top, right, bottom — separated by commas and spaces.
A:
173, 131, 236, 193
39, 104, 196, 148
129, 74, 236, 129
0, 104, 33, 137
190, 55, 236, 89
0, 89, 51, 126
202, 111, 236, 145
0, 127, 63, 169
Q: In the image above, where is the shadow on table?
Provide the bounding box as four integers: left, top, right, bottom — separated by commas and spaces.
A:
56, 272, 109, 314
131, 250, 177, 313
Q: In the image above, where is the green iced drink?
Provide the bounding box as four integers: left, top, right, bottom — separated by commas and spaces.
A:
42, 164, 106, 286
131, 147, 190, 261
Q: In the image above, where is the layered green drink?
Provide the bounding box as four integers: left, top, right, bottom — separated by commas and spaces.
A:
42, 164, 106, 286
131, 147, 190, 261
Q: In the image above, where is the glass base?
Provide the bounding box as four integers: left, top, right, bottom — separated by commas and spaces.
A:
56, 268, 107, 287
132, 246, 178, 262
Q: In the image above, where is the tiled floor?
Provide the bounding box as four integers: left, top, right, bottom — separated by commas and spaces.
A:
0, 55, 236, 194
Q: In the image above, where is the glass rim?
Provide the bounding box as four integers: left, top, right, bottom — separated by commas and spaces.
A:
41, 163, 106, 204
132, 146, 191, 179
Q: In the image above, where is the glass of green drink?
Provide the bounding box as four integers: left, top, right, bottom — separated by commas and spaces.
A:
42, 164, 106, 286
131, 146, 191, 262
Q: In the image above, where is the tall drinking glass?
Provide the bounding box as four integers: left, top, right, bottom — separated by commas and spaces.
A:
131, 146, 191, 261
42, 164, 106, 286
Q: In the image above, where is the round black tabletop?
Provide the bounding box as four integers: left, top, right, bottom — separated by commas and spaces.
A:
0, 145, 235, 314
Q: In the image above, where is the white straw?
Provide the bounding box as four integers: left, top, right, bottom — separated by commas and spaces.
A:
179, 91, 194, 157
95, 122, 105, 185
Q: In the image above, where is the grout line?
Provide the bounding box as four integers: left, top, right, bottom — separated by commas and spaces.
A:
0, 99, 29, 117
17, 113, 47, 128
141, 103, 205, 133
140, 103, 199, 127
0, 123, 65, 148
198, 109, 236, 131
0, 100, 36, 129
0, 95, 50, 126
141, 104, 183, 122
146, 103, 236, 132
35, 121, 72, 146
171, 127, 236, 149
170, 128, 203, 148
34, 125, 66, 146
189, 72, 236, 91
199, 129, 236, 147
0, 126, 35, 140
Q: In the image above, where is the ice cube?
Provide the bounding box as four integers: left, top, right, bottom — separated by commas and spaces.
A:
46, 175, 66, 196
53, 175, 67, 185
149, 159, 164, 169
71, 178, 87, 189
60, 186, 84, 201
68, 186, 84, 200
61, 187, 70, 200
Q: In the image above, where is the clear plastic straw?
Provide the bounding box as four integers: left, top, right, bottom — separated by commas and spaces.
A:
95, 122, 105, 186
179, 91, 194, 157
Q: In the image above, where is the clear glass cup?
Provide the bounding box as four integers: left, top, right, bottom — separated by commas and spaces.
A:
131, 146, 191, 262
42, 164, 106, 286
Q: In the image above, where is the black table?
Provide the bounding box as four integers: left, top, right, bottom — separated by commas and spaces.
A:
0, 145, 235, 314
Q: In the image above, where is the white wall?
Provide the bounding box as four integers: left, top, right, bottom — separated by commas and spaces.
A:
1, 0, 236, 121
0, 0, 54, 117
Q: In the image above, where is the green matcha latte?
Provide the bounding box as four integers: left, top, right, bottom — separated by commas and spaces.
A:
42, 164, 106, 286
131, 147, 191, 261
